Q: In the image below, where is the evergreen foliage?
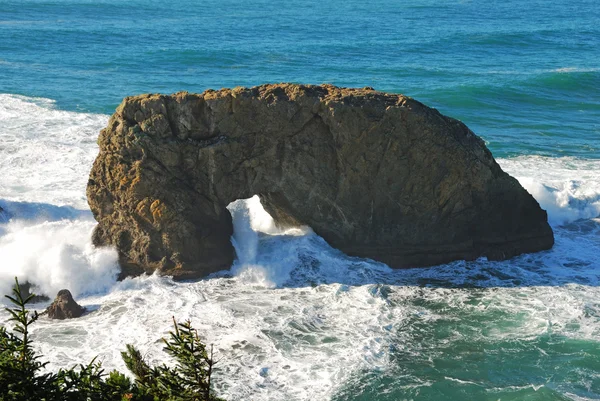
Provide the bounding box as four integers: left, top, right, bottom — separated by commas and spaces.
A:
0, 278, 224, 401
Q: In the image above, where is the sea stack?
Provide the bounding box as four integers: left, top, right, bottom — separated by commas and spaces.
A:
87, 84, 554, 279
45, 290, 85, 319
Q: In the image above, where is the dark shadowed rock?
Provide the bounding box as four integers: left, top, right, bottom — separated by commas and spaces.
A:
0, 206, 8, 223
18, 281, 50, 304
87, 84, 554, 279
45, 289, 85, 319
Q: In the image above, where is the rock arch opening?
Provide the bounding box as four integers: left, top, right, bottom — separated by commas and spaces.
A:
227, 195, 310, 267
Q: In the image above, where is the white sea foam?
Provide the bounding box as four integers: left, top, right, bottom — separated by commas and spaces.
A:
228, 196, 311, 288
499, 156, 600, 226
0, 94, 116, 298
0, 219, 119, 300
0, 94, 107, 209
0, 95, 599, 400
551, 67, 599, 74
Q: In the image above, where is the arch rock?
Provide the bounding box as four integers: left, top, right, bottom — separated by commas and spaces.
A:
87, 84, 554, 279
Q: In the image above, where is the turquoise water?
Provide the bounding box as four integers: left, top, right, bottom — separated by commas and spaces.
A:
1, 1, 599, 400
2, 0, 599, 158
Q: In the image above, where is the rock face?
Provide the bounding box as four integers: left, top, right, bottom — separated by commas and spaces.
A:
87, 84, 554, 279
45, 290, 85, 319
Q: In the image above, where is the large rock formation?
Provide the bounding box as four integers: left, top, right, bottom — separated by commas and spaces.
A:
87, 84, 553, 279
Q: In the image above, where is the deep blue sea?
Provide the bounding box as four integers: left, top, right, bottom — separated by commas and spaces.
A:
1, 0, 599, 400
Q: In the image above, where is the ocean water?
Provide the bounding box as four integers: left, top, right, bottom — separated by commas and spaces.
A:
1, 0, 599, 400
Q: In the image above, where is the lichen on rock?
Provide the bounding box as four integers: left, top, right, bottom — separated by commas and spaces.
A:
87, 84, 554, 279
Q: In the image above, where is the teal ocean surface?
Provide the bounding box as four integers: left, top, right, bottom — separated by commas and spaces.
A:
0, 0, 599, 400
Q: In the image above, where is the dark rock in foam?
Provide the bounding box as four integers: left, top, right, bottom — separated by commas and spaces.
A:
0, 206, 8, 223
45, 289, 85, 319
18, 281, 50, 304
87, 84, 554, 279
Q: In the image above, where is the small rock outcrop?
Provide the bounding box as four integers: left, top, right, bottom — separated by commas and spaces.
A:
87, 84, 554, 279
45, 290, 85, 319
